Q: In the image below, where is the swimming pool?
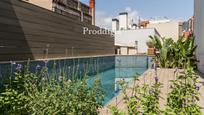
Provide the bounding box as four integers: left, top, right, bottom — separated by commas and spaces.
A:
86, 55, 149, 104
87, 67, 146, 104
0, 55, 150, 104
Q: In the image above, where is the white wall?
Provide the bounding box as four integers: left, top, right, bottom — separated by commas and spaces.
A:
115, 29, 158, 53
128, 48, 137, 55
147, 21, 182, 41
195, 0, 204, 73
121, 47, 128, 55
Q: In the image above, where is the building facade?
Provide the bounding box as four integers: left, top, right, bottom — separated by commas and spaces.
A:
194, 0, 204, 73
147, 20, 183, 41
112, 12, 160, 55
182, 17, 194, 38
24, 0, 93, 24
183, 17, 194, 32
24, 0, 53, 10
114, 29, 160, 55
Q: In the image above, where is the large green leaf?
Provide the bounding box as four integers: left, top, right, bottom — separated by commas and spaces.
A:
149, 35, 162, 50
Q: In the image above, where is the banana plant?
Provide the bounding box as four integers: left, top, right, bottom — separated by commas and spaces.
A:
149, 36, 174, 68
149, 35, 162, 50
148, 36, 197, 69
171, 36, 197, 68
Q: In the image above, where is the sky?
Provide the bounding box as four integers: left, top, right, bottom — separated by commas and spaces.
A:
80, 0, 194, 28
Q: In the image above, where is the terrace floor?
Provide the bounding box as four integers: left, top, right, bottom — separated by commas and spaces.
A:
99, 69, 204, 115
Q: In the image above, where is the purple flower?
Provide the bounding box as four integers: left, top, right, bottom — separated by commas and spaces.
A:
192, 94, 196, 104
196, 85, 200, 91
154, 63, 157, 70
44, 60, 49, 63
58, 76, 63, 82
36, 65, 41, 71
155, 76, 159, 82
16, 64, 23, 71
43, 60, 49, 66
149, 89, 154, 94
174, 68, 178, 74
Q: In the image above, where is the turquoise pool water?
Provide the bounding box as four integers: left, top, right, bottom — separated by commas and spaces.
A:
87, 67, 147, 104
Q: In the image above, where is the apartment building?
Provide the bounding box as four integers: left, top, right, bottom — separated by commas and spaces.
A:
194, 0, 204, 73
24, 0, 94, 24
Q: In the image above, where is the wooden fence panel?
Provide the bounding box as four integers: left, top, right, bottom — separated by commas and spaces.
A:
0, 0, 114, 61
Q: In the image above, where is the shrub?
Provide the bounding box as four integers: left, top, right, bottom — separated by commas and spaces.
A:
0, 65, 104, 115
109, 60, 201, 115
165, 61, 202, 114
113, 75, 162, 115
141, 82, 162, 115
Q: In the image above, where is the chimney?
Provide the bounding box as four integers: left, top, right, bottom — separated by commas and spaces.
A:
132, 24, 137, 29
89, 0, 95, 25
119, 12, 128, 30
77, 0, 81, 11
112, 19, 119, 31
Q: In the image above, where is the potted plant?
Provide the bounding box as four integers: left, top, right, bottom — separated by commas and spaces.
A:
146, 40, 155, 55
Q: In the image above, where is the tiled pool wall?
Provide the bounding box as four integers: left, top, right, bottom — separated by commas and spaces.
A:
115, 55, 150, 68
0, 55, 153, 86
115, 55, 153, 78
0, 56, 115, 86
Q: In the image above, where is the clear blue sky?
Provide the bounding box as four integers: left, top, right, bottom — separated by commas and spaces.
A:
81, 0, 194, 28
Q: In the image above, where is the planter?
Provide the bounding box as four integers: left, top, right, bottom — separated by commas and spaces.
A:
147, 48, 155, 56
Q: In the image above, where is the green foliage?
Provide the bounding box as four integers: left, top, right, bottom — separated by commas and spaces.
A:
0, 88, 28, 115
112, 76, 143, 115
25, 78, 104, 115
149, 35, 162, 50
146, 39, 155, 48
149, 36, 197, 69
125, 76, 142, 115
111, 75, 162, 115
0, 65, 104, 115
165, 61, 202, 115
108, 105, 125, 115
126, 83, 141, 115
0, 67, 33, 115
109, 59, 201, 114
141, 82, 162, 115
